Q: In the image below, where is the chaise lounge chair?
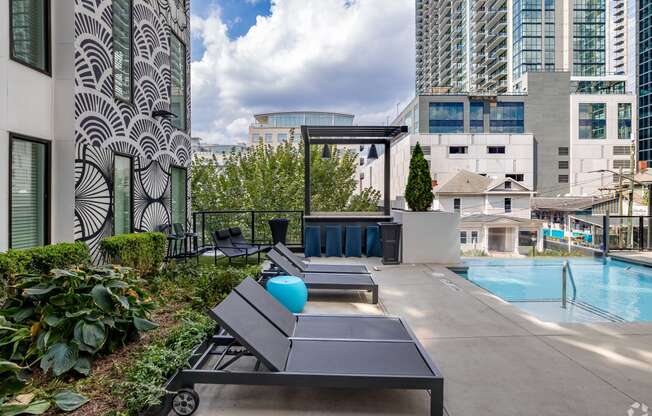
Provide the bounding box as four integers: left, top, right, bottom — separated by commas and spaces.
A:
273, 242, 369, 274
212, 229, 265, 265
266, 250, 378, 303
235, 277, 409, 339
229, 227, 270, 252
165, 289, 444, 416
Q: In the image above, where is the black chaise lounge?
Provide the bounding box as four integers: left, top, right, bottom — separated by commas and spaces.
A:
165, 289, 444, 416
229, 227, 270, 252
266, 250, 378, 303
235, 277, 409, 339
212, 229, 265, 264
273, 242, 370, 274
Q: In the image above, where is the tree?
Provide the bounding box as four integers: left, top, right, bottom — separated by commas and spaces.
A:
404, 142, 433, 211
190, 142, 380, 212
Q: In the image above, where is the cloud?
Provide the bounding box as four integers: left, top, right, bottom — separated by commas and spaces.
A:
191, 0, 415, 143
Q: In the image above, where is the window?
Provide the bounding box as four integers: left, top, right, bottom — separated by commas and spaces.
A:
264, 133, 273, 144
453, 198, 461, 213
113, 154, 132, 235
460, 231, 467, 244
170, 166, 187, 227
489, 102, 524, 133
613, 146, 631, 156
471, 231, 478, 243
429, 102, 464, 133
613, 159, 631, 169
10, 0, 50, 73
558, 174, 569, 183
504, 181, 512, 189
558, 147, 569, 155
113, 0, 132, 101
170, 33, 187, 130
504, 198, 512, 213
558, 160, 569, 169
578, 103, 606, 139
10, 134, 49, 248
277, 133, 288, 143
618, 103, 632, 140
488, 146, 506, 154
449, 146, 468, 154
506, 173, 524, 182
470, 101, 484, 133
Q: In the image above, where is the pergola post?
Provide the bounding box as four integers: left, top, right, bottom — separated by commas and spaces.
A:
302, 126, 311, 216
384, 140, 391, 216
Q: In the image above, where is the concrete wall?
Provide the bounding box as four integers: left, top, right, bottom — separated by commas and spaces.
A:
523, 71, 571, 197
0, 0, 75, 251
393, 210, 461, 264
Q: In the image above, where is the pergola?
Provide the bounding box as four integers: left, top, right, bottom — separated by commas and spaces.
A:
301, 125, 408, 216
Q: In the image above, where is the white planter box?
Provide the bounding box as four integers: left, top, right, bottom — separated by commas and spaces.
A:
392, 210, 461, 264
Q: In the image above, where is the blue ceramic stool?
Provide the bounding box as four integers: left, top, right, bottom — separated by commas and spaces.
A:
325, 225, 342, 257
345, 225, 362, 257
366, 225, 381, 257
304, 226, 321, 257
266, 275, 308, 313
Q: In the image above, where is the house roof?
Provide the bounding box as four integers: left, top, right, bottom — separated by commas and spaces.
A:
460, 214, 544, 226
434, 170, 532, 194
530, 196, 612, 211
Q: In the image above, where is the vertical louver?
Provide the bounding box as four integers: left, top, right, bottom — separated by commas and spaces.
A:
113, 0, 133, 101
170, 33, 186, 130
113, 155, 132, 235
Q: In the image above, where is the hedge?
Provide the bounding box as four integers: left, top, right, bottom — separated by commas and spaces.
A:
0, 241, 91, 301
99, 232, 166, 276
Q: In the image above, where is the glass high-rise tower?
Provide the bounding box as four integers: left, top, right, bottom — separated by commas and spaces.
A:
639, 0, 652, 162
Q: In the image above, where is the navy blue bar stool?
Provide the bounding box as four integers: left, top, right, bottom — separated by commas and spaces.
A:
366, 225, 381, 257
345, 225, 362, 257
325, 225, 342, 257
304, 226, 321, 257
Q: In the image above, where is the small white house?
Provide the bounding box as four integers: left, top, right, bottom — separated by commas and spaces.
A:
434, 170, 543, 254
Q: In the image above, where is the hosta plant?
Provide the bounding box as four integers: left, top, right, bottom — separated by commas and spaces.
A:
0, 266, 158, 376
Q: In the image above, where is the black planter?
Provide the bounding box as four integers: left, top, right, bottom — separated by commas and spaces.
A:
268, 218, 290, 245
378, 222, 402, 265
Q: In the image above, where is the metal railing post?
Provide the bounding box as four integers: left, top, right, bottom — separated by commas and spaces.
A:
639, 216, 644, 250
562, 261, 568, 309
201, 212, 206, 250
602, 214, 609, 254
251, 210, 255, 244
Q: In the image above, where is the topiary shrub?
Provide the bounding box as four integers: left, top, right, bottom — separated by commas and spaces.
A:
0, 242, 91, 302
404, 142, 434, 211
99, 232, 166, 276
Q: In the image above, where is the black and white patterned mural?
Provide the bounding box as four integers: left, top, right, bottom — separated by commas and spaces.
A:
73, 0, 191, 258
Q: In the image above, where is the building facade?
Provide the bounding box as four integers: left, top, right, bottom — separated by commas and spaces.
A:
1, 0, 191, 257
190, 137, 246, 169
640, 0, 652, 163
248, 111, 354, 147
416, 0, 636, 94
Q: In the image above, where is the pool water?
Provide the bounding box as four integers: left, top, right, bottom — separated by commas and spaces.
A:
463, 257, 652, 322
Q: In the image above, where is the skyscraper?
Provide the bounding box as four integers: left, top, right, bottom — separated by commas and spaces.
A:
415, 0, 635, 94
639, 0, 652, 163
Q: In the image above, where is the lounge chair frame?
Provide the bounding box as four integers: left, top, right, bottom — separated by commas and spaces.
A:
266, 250, 379, 304
272, 242, 369, 274
165, 298, 443, 416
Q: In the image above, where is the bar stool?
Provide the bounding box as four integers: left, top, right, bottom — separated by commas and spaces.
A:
366, 225, 381, 257
325, 225, 342, 257
304, 226, 321, 257
345, 225, 362, 257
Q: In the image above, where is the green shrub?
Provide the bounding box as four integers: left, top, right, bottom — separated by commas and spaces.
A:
159, 262, 262, 307
116, 309, 216, 414
405, 142, 434, 211
99, 232, 166, 276
0, 266, 158, 376
0, 242, 90, 302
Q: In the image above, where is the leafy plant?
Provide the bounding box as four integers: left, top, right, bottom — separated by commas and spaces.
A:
99, 232, 166, 277
405, 142, 434, 211
0, 266, 158, 376
0, 242, 90, 302
0, 361, 88, 415
116, 309, 216, 415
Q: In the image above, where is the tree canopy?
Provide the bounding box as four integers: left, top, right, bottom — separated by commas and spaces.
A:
190, 142, 381, 213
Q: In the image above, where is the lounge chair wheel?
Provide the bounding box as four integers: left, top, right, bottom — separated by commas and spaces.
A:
172, 388, 199, 416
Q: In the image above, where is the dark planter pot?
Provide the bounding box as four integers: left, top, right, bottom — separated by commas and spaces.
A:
269, 218, 290, 245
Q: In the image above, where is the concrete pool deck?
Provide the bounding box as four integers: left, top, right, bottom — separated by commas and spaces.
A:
181, 257, 652, 416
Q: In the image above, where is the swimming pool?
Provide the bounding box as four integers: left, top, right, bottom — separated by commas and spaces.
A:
462, 257, 652, 322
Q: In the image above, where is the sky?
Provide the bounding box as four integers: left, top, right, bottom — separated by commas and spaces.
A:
190, 0, 415, 144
